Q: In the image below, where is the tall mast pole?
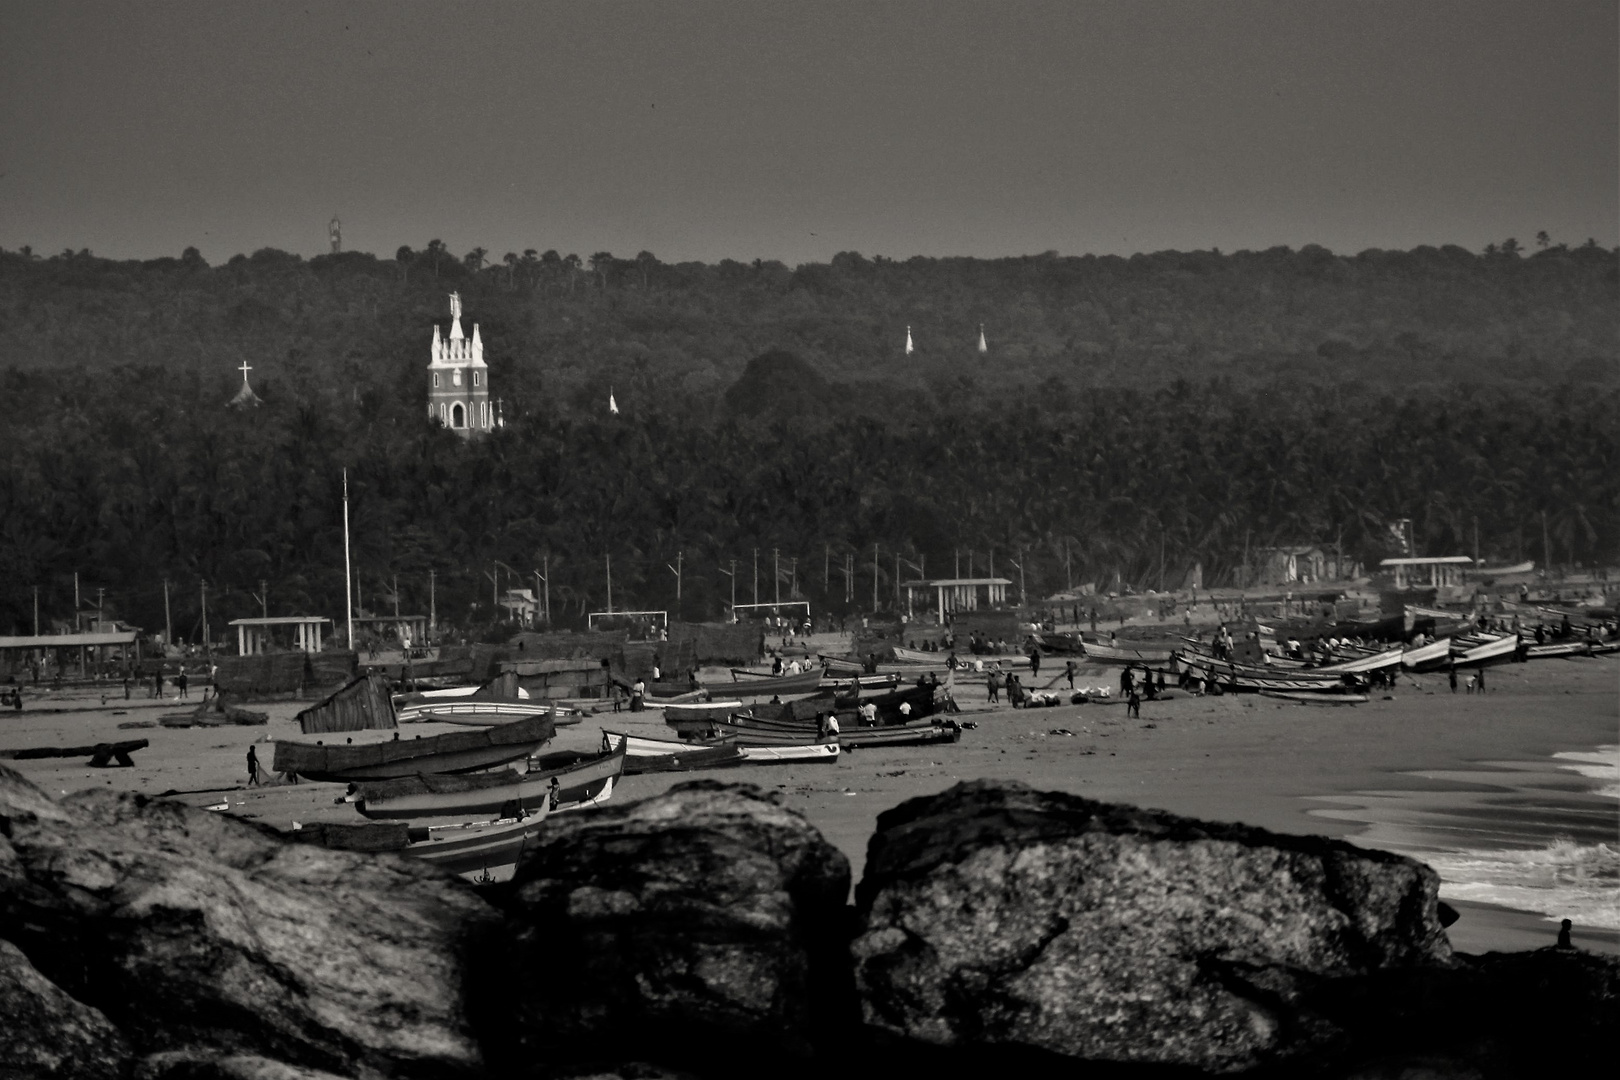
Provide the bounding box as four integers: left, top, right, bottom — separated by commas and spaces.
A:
343, 469, 354, 652
606, 554, 613, 614
163, 578, 172, 646
872, 543, 879, 613
429, 569, 437, 634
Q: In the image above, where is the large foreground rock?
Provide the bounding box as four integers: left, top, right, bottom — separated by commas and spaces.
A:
505, 780, 853, 1070
852, 780, 1454, 1072
0, 762, 502, 1078
0, 937, 131, 1078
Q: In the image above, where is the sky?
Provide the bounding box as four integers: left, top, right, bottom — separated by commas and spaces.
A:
1, 0, 1614, 265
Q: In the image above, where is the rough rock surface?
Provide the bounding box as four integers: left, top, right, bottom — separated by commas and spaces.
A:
506, 779, 853, 1069
0, 937, 131, 1079
0, 762, 502, 1079
133, 1050, 356, 1080
852, 780, 1454, 1073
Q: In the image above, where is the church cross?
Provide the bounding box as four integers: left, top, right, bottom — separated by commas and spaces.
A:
238, 361, 252, 382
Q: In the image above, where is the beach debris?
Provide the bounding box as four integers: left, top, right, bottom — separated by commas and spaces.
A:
0, 739, 148, 768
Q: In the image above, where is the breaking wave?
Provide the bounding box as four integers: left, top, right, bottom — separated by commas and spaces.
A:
1428, 839, 1620, 929
1552, 745, 1620, 801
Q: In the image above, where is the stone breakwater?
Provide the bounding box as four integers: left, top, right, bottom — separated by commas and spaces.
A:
1, 764, 1614, 1080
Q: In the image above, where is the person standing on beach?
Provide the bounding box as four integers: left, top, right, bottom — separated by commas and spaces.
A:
1449, 665, 1458, 693
987, 670, 1000, 703
152, 671, 163, 699
1065, 660, 1077, 690
246, 746, 260, 786
177, 671, 188, 699
1476, 667, 1485, 693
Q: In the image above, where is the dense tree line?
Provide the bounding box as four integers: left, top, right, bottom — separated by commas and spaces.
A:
0, 242, 1613, 641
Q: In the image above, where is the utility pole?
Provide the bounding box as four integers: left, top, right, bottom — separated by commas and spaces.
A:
824, 544, 830, 592
872, 543, 879, 613
1472, 516, 1480, 567
843, 553, 853, 604
1242, 528, 1251, 590
259, 580, 268, 619
428, 569, 437, 633
33, 586, 39, 636
163, 579, 172, 646
541, 556, 549, 624
989, 546, 994, 579
895, 552, 901, 604
200, 579, 209, 656
342, 468, 353, 652
96, 587, 104, 628
790, 557, 798, 599
666, 550, 683, 617
1065, 539, 1072, 592
74, 572, 80, 630
492, 562, 499, 613
393, 574, 400, 620
1541, 510, 1551, 575
720, 558, 737, 615
774, 547, 781, 606
752, 549, 759, 606
606, 554, 613, 613
1158, 532, 1165, 593
954, 549, 960, 578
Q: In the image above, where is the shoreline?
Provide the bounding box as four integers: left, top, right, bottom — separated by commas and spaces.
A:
3, 654, 1615, 954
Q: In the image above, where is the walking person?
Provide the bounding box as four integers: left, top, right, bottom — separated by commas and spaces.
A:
177, 670, 189, 699
1448, 664, 1458, 693
246, 745, 261, 786
1065, 660, 1077, 690
987, 670, 1000, 704
1127, 689, 1141, 719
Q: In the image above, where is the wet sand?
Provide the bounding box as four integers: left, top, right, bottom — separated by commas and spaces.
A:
4, 651, 1615, 955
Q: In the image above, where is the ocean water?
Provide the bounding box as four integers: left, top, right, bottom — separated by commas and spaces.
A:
1306, 745, 1620, 932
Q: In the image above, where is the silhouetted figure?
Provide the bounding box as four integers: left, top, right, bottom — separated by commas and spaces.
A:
246, 746, 260, 786
1557, 919, 1573, 949
1127, 690, 1140, 718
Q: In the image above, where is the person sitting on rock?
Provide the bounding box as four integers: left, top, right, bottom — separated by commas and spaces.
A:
1557, 919, 1573, 949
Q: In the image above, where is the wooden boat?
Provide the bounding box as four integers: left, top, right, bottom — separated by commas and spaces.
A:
1452, 633, 1520, 667
352, 742, 625, 820
823, 672, 904, 691
1524, 641, 1590, 659
398, 700, 560, 725
291, 805, 551, 878
661, 700, 745, 724
819, 654, 863, 674
839, 722, 962, 749
891, 646, 943, 664
740, 742, 842, 762
272, 714, 555, 782
1400, 637, 1453, 670
1315, 646, 1406, 674
1080, 640, 1175, 664
1260, 691, 1369, 705
1170, 663, 1363, 694
727, 668, 826, 696
694, 716, 961, 750
297, 674, 397, 734
604, 729, 839, 765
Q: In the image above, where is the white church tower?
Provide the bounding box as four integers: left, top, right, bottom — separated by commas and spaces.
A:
427, 292, 494, 436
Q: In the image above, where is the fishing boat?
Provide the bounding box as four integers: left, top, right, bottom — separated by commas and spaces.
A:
1524, 641, 1590, 660
602, 730, 838, 766
819, 654, 863, 674
1169, 662, 1364, 694
1452, 633, 1521, 667
271, 714, 555, 782
1400, 637, 1454, 670
1260, 690, 1370, 705
1315, 646, 1406, 674
692, 714, 961, 750
822, 672, 904, 691
891, 646, 943, 665
1080, 640, 1175, 664
291, 808, 550, 878
398, 700, 560, 725
351, 742, 625, 820
661, 700, 745, 725
728, 668, 826, 696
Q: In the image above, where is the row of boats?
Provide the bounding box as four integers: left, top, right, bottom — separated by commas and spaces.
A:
274, 664, 961, 879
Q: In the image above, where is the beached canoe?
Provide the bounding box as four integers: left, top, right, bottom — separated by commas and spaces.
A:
728, 668, 826, 696
1260, 690, 1370, 705
291, 806, 551, 878
271, 714, 555, 782
1452, 633, 1521, 667
1400, 637, 1454, 670
1080, 640, 1175, 664
352, 742, 624, 820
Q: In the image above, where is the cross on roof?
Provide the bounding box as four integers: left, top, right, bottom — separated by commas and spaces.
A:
238, 361, 252, 382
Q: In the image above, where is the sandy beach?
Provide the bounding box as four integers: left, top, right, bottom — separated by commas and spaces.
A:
4, 648, 1614, 956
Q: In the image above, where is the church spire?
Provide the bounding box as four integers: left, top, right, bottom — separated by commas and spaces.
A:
448, 291, 464, 340
978, 324, 988, 353
905, 325, 915, 355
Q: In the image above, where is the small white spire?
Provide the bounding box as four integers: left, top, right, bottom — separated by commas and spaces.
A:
448, 292, 464, 340
905, 325, 914, 355
471, 323, 484, 362
609, 389, 620, 415
978, 324, 987, 353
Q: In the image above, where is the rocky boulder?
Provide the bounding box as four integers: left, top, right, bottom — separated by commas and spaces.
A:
0, 762, 504, 1078
0, 937, 131, 1079
504, 779, 853, 1071
852, 780, 1454, 1073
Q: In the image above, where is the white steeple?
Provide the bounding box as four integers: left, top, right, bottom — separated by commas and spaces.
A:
978, 324, 988, 353
431, 325, 443, 363
471, 323, 485, 365
905, 325, 914, 355
448, 291, 464, 340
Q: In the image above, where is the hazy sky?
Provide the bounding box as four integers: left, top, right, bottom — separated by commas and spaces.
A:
2, 0, 1614, 264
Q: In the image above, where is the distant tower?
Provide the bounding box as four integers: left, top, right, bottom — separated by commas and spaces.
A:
905, 325, 915, 355
978, 324, 988, 353
329, 216, 342, 254
427, 292, 492, 437
227, 360, 264, 409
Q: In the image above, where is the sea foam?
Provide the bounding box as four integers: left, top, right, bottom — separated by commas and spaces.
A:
1428, 838, 1620, 929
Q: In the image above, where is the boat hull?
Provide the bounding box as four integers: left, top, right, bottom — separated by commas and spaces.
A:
272, 714, 556, 782
354, 745, 624, 819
